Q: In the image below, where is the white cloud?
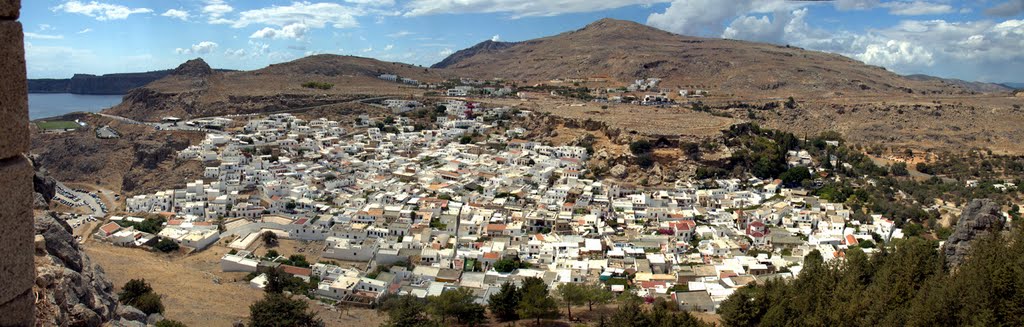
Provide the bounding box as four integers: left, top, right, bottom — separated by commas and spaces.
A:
231, 2, 362, 29
833, 0, 881, 11
203, 0, 234, 19
175, 41, 219, 55
225, 48, 247, 57
24, 32, 64, 40
161, 9, 190, 21
404, 0, 668, 18
52, 1, 153, 21
77, 28, 92, 34
346, 0, 396, 7
249, 23, 310, 40
647, 0, 796, 37
857, 39, 935, 66
384, 44, 395, 51
387, 30, 415, 37
491, 34, 501, 41
38, 24, 54, 31
439, 48, 454, 56
882, 1, 955, 16
362, 47, 374, 52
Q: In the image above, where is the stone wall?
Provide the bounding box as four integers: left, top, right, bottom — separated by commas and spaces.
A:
0, 0, 34, 325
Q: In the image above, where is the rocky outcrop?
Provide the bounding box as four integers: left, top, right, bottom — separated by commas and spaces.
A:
31, 156, 57, 209
431, 40, 518, 69
171, 58, 214, 77
943, 199, 1006, 268
34, 211, 119, 326
28, 72, 172, 95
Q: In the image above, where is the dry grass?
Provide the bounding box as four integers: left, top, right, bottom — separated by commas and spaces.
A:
84, 242, 262, 326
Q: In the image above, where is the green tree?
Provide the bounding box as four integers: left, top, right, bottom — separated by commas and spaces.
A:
556, 283, 586, 320
610, 294, 650, 327
780, 166, 812, 187
262, 231, 279, 247
379, 294, 429, 327
583, 283, 613, 311
488, 281, 521, 322
630, 140, 654, 155
119, 279, 154, 305
428, 287, 486, 325
154, 238, 179, 252
249, 293, 323, 327
132, 292, 165, 315
517, 277, 559, 325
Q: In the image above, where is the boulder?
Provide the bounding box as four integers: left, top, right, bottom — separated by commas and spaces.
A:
34, 210, 121, 326
116, 304, 147, 322
943, 199, 1006, 268
146, 313, 165, 325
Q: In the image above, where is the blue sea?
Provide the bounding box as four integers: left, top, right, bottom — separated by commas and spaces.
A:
29, 93, 123, 120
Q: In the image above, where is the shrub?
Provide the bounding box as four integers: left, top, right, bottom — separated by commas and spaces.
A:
119, 279, 154, 305
301, 82, 334, 90
154, 238, 179, 253
155, 320, 188, 327
133, 292, 165, 315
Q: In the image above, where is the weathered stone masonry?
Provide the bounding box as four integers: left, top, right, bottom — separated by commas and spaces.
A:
0, 0, 34, 325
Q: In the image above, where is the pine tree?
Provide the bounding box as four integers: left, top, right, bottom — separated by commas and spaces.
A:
517, 277, 559, 325
488, 281, 521, 322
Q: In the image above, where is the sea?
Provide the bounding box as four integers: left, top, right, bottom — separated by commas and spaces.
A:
29, 93, 124, 120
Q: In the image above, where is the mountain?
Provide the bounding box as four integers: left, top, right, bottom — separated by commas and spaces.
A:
904, 74, 1014, 93
29, 71, 173, 95
1000, 82, 1024, 90
104, 55, 446, 121
431, 40, 518, 69
28, 64, 236, 95
434, 18, 967, 97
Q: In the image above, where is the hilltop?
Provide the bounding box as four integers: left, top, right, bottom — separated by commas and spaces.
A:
104, 55, 446, 121
435, 18, 972, 97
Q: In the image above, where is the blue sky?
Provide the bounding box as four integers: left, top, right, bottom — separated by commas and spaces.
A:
19, 0, 1024, 82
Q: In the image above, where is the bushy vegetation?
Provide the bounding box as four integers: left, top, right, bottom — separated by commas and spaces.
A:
153, 237, 179, 253
249, 293, 323, 327
301, 81, 334, 90
720, 227, 1024, 326
118, 279, 165, 315
492, 255, 531, 273
120, 216, 166, 234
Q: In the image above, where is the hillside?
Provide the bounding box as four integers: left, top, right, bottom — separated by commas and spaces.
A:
104, 55, 446, 121
28, 68, 236, 95
905, 74, 1015, 94
435, 18, 967, 98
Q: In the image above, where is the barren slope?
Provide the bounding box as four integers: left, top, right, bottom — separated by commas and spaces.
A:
105, 55, 447, 121
436, 18, 966, 98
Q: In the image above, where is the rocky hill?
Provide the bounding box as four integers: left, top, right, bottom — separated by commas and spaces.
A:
30, 112, 204, 196
31, 167, 160, 326
435, 18, 966, 97
431, 40, 518, 69
104, 55, 446, 121
943, 199, 1007, 268
905, 74, 1015, 94
28, 64, 236, 95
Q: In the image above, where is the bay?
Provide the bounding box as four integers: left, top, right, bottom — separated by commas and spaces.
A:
29, 93, 123, 120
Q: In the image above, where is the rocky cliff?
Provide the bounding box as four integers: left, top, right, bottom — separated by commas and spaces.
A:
943, 199, 1007, 268
28, 71, 172, 95
28, 58, 236, 95
32, 169, 161, 326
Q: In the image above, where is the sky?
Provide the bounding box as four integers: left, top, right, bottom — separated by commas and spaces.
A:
19, 0, 1024, 82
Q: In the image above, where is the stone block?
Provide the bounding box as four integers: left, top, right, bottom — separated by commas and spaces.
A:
0, 289, 33, 327
0, 0, 19, 20
0, 20, 28, 160
0, 155, 33, 305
